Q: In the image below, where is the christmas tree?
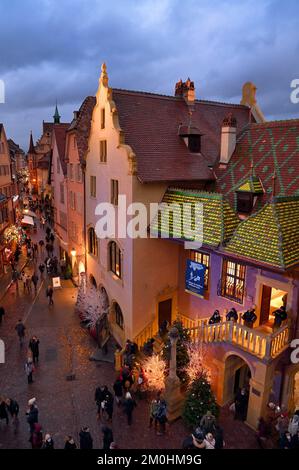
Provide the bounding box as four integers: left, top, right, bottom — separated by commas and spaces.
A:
162, 320, 191, 383
142, 354, 166, 391
183, 371, 219, 428
75, 280, 108, 329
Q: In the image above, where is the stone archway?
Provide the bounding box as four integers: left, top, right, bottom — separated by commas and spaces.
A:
222, 353, 253, 411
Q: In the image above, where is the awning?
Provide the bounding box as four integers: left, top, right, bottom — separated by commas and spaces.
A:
21, 215, 34, 226
23, 209, 37, 218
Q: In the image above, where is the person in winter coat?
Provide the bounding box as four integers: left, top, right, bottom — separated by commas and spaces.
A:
226, 308, 238, 322
24, 357, 34, 384
242, 308, 257, 328
104, 391, 114, 422
113, 378, 123, 405
291, 429, 299, 449
79, 427, 93, 449
273, 306, 287, 329
149, 393, 161, 430
46, 285, 54, 305
208, 310, 221, 325
42, 433, 54, 449
204, 433, 216, 449
15, 319, 26, 347
279, 431, 292, 449
200, 411, 216, 434
30, 423, 43, 449
276, 412, 289, 438
5, 398, 19, 422
0, 397, 9, 425
156, 399, 167, 435
101, 426, 114, 450
31, 273, 39, 293
29, 336, 40, 364
182, 429, 206, 449
27, 399, 39, 433
95, 385, 109, 420
64, 436, 77, 449
234, 388, 249, 421
123, 392, 137, 425
288, 413, 299, 437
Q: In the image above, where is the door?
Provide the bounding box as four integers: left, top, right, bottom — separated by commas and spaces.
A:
158, 299, 172, 327
260, 285, 272, 325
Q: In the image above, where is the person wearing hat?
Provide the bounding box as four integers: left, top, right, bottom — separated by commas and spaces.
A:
200, 410, 216, 434
182, 428, 206, 449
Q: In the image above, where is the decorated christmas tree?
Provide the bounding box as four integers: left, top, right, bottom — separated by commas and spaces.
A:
162, 320, 191, 383
183, 371, 219, 428
75, 281, 108, 329
142, 354, 167, 391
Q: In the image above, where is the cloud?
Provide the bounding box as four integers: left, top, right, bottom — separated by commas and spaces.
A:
0, 0, 298, 148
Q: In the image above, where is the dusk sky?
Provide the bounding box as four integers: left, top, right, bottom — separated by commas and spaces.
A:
1, 0, 299, 149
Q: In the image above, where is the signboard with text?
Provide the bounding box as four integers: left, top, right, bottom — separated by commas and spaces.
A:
185, 259, 206, 298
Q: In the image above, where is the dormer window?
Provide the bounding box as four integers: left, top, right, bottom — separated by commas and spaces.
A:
188, 134, 201, 153
235, 175, 264, 214
178, 124, 202, 154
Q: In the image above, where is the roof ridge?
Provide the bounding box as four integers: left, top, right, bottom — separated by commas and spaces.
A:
113, 88, 248, 109
168, 187, 224, 199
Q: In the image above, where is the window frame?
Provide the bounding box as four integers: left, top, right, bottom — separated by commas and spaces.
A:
111, 179, 119, 206
90, 175, 96, 198
99, 140, 107, 163
221, 258, 246, 304
114, 303, 124, 329
109, 241, 122, 279
189, 250, 210, 292
101, 108, 105, 129
88, 227, 97, 256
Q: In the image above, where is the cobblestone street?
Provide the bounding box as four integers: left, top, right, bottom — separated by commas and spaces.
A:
0, 229, 260, 450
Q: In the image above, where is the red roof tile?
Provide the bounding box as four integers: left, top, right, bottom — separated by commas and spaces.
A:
112, 89, 251, 182
215, 119, 299, 209
68, 96, 96, 164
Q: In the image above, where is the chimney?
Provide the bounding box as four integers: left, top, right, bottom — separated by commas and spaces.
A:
220, 113, 237, 165
175, 78, 195, 103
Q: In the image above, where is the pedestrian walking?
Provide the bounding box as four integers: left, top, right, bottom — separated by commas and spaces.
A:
64, 436, 77, 449
0, 397, 9, 425
25, 357, 34, 384
123, 392, 137, 426
15, 319, 26, 347
113, 377, 123, 405
5, 398, 19, 423
101, 426, 114, 450
200, 410, 217, 434
26, 398, 38, 434
25, 274, 32, 294
39, 263, 45, 277
0, 306, 5, 325
79, 427, 93, 449
20, 271, 26, 291
46, 285, 54, 305
149, 393, 161, 430
104, 391, 114, 423
31, 273, 39, 294
95, 385, 109, 420
29, 336, 40, 364
156, 399, 167, 435
29, 423, 43, 449
42, 433, 55, 449
288, 413, 299, 437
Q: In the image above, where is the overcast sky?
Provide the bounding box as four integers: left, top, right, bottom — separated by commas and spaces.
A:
0, 0, 298, 149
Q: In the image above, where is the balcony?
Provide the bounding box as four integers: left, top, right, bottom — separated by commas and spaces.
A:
178, 314, 291, 362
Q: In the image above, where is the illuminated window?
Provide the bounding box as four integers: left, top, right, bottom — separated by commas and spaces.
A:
109, 241, 122, 279
190, 250, 210, 290
221, 259, 246, 303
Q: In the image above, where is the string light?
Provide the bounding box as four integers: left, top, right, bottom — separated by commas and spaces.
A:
186, 343, 211, 385
142, 354, 167, 391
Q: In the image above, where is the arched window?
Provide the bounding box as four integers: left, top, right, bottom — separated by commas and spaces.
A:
88, 227, 97, 256
114, 303, 124, 329
109, 241, 122, 279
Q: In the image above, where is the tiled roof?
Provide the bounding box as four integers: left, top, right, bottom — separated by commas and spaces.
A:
224, 195, 299, 269
236, 175, 264, 194
112, 89, 251, 183
68, 96, 96, 163
150, 187, 240, 246
43, 122, 69, 134
215, 119, 299, 210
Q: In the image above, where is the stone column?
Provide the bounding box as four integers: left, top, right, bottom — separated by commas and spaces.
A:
164, 326, 184, 422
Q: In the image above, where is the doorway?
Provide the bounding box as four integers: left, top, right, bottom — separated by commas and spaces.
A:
158, 299, 172, 327
259, 285, 287, 326
234, 363, 251, 395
